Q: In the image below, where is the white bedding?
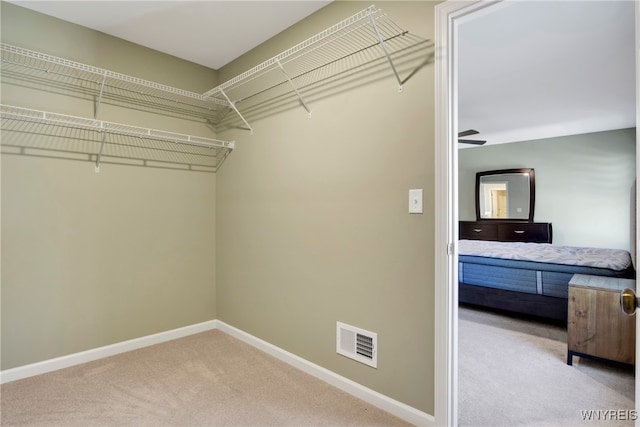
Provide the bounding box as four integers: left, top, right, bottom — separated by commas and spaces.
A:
458, 239, 632, 271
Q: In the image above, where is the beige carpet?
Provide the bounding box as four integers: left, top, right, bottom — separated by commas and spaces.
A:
1, 329, 412, 427
458, 305, 635, 426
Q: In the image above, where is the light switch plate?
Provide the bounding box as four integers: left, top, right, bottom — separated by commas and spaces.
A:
409, 189, 423, 214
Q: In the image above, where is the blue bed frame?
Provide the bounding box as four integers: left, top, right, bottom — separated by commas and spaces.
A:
458, 254, 635, 322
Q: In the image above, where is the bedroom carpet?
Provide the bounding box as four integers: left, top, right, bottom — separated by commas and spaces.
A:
459, 305, 635, 426
3, 309, 634, 427
0, 329, 411, 427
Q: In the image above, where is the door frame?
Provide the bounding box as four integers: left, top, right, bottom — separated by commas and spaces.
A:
434, 2, 499, 425
634, 2, 639, 424
433, 1, 640, 426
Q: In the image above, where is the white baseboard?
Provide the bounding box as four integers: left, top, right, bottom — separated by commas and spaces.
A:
216, 320, 435, 427
1, 319, 435, 426
0, 320, 217, 384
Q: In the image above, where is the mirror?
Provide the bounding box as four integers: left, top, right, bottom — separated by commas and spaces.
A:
476, 168, 535, 221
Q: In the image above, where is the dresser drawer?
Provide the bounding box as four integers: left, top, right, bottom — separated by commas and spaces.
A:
459, 221, 552, 243
459, 222, 498, 240
497, 222, 551, 243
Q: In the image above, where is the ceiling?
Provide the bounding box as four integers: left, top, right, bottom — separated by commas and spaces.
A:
458, 0, 636, 146
6, 0, 332, 70
6, 1, 636, 147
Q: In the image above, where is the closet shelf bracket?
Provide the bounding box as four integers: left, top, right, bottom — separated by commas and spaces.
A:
95, 130, 107, 173
95, 71, 107, 118
276, 60, 312, 118
218, 88, 253, 135
367, 7, 403, 93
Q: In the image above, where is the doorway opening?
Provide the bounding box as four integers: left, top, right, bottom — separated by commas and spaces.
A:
434, 1, 639, 426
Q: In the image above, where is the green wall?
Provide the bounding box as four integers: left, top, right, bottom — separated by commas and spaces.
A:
1, 0, 438, 416
216, 1, 436, 414
1, 2, 218, 369
459, 128, 636, 250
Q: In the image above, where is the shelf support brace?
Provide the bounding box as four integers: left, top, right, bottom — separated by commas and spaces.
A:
94, 71, 107, 119
218, 88, 253, 135
276, 60, 312, 118
367, 10, 404, 93
95, 128, 106, 173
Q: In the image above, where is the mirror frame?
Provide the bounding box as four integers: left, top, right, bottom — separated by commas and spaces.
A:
475, 168, 535, 222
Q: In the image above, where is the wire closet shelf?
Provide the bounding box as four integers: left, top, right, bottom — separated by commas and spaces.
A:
203, 4, 418, 134
0, 4, 421, 171
0, 43, 234, 172
0, 104, 235, 172
0, 43, 228, 121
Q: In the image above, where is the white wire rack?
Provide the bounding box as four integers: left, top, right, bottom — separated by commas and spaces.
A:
203, 4, 422, 134
0, 43, 227, 121
1, 3, 425, 166
0, 104, 234, 172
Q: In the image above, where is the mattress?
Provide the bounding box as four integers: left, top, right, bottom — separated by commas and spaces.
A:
458, 240, 635, 299
459, 240, 632, 271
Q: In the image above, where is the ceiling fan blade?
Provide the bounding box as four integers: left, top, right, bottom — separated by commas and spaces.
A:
458, 139, 486, 145
458, 129, 479, 137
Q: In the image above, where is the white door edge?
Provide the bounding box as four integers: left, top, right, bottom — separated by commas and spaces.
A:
635, 1, 639, 425
434, 1, 506, 426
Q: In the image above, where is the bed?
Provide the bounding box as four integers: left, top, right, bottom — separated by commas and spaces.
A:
458, 221, 635, 321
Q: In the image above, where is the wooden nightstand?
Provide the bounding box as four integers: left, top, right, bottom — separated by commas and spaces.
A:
567, 274, 636, 366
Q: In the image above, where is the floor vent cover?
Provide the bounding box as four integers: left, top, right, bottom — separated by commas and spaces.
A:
336, 322, 377, 368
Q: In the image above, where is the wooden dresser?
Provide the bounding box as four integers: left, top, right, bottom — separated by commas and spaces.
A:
459, 221, 553, 243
